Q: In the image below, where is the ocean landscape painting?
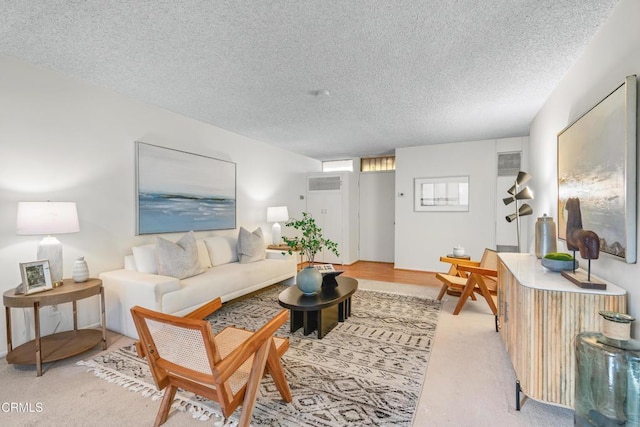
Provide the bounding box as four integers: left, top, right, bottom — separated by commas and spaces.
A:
557, 76, 636, 263
136, 142, 236, 234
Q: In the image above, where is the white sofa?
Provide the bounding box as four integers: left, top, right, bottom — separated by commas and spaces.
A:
100, 234, 296, 339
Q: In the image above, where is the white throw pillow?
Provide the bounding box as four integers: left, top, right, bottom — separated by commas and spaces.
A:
237, 227, 266, 264
196, 239, 212, 270
132, 244, 157, 274
156, 231, 203, 279
203, 236, 239, 266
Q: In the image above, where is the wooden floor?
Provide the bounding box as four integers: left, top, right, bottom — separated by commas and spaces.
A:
330, 261, 441, 287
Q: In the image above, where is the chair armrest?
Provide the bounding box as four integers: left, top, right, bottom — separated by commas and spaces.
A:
184, 297, 222, 320
439, 257, 481, 267
457, 265, 498, 277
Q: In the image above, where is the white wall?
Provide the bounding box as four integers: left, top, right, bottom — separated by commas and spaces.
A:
529, 0, 640, 337
0, 55, 320, 355
395, 139, 503, 272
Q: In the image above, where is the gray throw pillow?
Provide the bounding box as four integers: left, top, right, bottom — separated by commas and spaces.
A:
237, 227, 266, 264
156, 231, 203, 279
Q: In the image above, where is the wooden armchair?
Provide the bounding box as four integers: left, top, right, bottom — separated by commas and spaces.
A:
436, 249, 498, 316
130, 303, 292, 427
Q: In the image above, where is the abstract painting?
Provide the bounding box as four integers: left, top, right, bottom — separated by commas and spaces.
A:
557, 75, 637, 263
136, 142, 236, 234
414, 176, 469, 212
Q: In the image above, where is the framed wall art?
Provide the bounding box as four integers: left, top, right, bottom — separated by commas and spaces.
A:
557, 75, 637, 263
19, 260, 53, 295
414, 176, 469, 212
136, 142, 237, 234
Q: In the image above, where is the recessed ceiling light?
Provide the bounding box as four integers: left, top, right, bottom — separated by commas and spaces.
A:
309, 89, 330, 97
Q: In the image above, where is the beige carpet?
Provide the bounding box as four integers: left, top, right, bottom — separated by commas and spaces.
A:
0, 280, 573, 426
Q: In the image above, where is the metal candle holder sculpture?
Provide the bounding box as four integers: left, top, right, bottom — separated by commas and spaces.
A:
561, 197, 606, 289
503, 171, 534, 252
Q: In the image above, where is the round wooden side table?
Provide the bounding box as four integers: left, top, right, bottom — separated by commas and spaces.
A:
3, 278, 107, 376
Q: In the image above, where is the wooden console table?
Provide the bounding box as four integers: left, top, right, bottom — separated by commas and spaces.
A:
497, 253, 626, 409
3, 278, 107, 376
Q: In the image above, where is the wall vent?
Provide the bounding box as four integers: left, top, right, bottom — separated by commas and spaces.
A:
498, 152, 521, 177
308, 176, 341, 191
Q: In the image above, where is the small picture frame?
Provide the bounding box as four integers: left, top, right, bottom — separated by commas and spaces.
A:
19, 260, 53, 295
313, 264, 336, 273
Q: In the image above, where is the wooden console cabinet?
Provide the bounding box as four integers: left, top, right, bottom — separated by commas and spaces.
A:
497, 253, 627, 408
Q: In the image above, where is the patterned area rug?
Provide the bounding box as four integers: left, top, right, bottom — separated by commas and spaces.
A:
79, 284, 441, 426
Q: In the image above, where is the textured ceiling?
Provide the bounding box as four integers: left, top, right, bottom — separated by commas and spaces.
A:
0, 1, 618, 160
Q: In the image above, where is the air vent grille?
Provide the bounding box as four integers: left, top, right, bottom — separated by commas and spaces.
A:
308, 176, 341, 191
498, 152, 521, 177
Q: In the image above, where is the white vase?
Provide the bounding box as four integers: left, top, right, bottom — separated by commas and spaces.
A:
72, 256, 89, 283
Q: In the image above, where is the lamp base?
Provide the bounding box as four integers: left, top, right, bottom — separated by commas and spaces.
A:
37, 236, 63, 284
272, 222, 282, 246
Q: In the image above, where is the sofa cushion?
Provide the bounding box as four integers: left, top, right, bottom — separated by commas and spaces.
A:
156, 231, 203, 279
132, 244, 157, 274
203, 236, 238, 266
237, 227, 266, 264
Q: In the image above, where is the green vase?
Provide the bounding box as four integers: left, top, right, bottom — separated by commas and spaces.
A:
296, 267, 322, 295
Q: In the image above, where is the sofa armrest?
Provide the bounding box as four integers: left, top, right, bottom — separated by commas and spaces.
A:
266, 249, 295, 260
99, 269, 181, 338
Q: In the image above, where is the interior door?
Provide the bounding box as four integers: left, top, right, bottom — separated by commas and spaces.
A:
359, 172, 395, 262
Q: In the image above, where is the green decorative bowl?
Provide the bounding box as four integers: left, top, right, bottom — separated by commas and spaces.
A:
541, 258, 578, 272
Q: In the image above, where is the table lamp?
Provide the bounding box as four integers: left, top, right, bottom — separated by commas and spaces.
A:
267, 206, 289, 245
16, 201, 80, 285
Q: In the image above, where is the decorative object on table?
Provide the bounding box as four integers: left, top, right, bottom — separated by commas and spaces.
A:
312, 263, 344, 287
558, 75, 637, 264
18, 260, 53, 294
541, 252, 578, 272
452, 245, 465, 257
535, 214, 557, 259
282, 212, 339, 295
72, 256, 90, 283
414, 175, 469, 212
266, 206, 289, 245
575, 311, 640, 426
295, 266, 323, 295
561, 197, 606, 289
503, 171, 533, 252
16, 201, 80, 285
135, 141, 236, 234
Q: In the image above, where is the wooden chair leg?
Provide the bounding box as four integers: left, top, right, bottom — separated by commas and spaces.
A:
453, 277, 477, 315
265, 339, 292, 402
475, 276, 498, 315
436, 283, 448, 300
155, 384, 177, 427
238, 340, 271, 427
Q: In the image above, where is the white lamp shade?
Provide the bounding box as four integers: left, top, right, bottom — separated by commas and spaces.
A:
267, 206, 289, 223
16, 202, 80, 235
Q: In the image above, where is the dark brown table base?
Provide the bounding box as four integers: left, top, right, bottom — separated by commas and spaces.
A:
278, 276, 357, 339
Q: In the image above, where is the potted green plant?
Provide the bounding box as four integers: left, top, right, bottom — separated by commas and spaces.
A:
282, 212, 339, 295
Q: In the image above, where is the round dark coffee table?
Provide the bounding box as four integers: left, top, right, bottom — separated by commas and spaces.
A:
278, 276, 358, 339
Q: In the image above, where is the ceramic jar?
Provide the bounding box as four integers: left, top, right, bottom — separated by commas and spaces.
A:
453, 246, 465, 257
296, 266, 322, 295
535, 214, 557, 259
72, 256, 89, 283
